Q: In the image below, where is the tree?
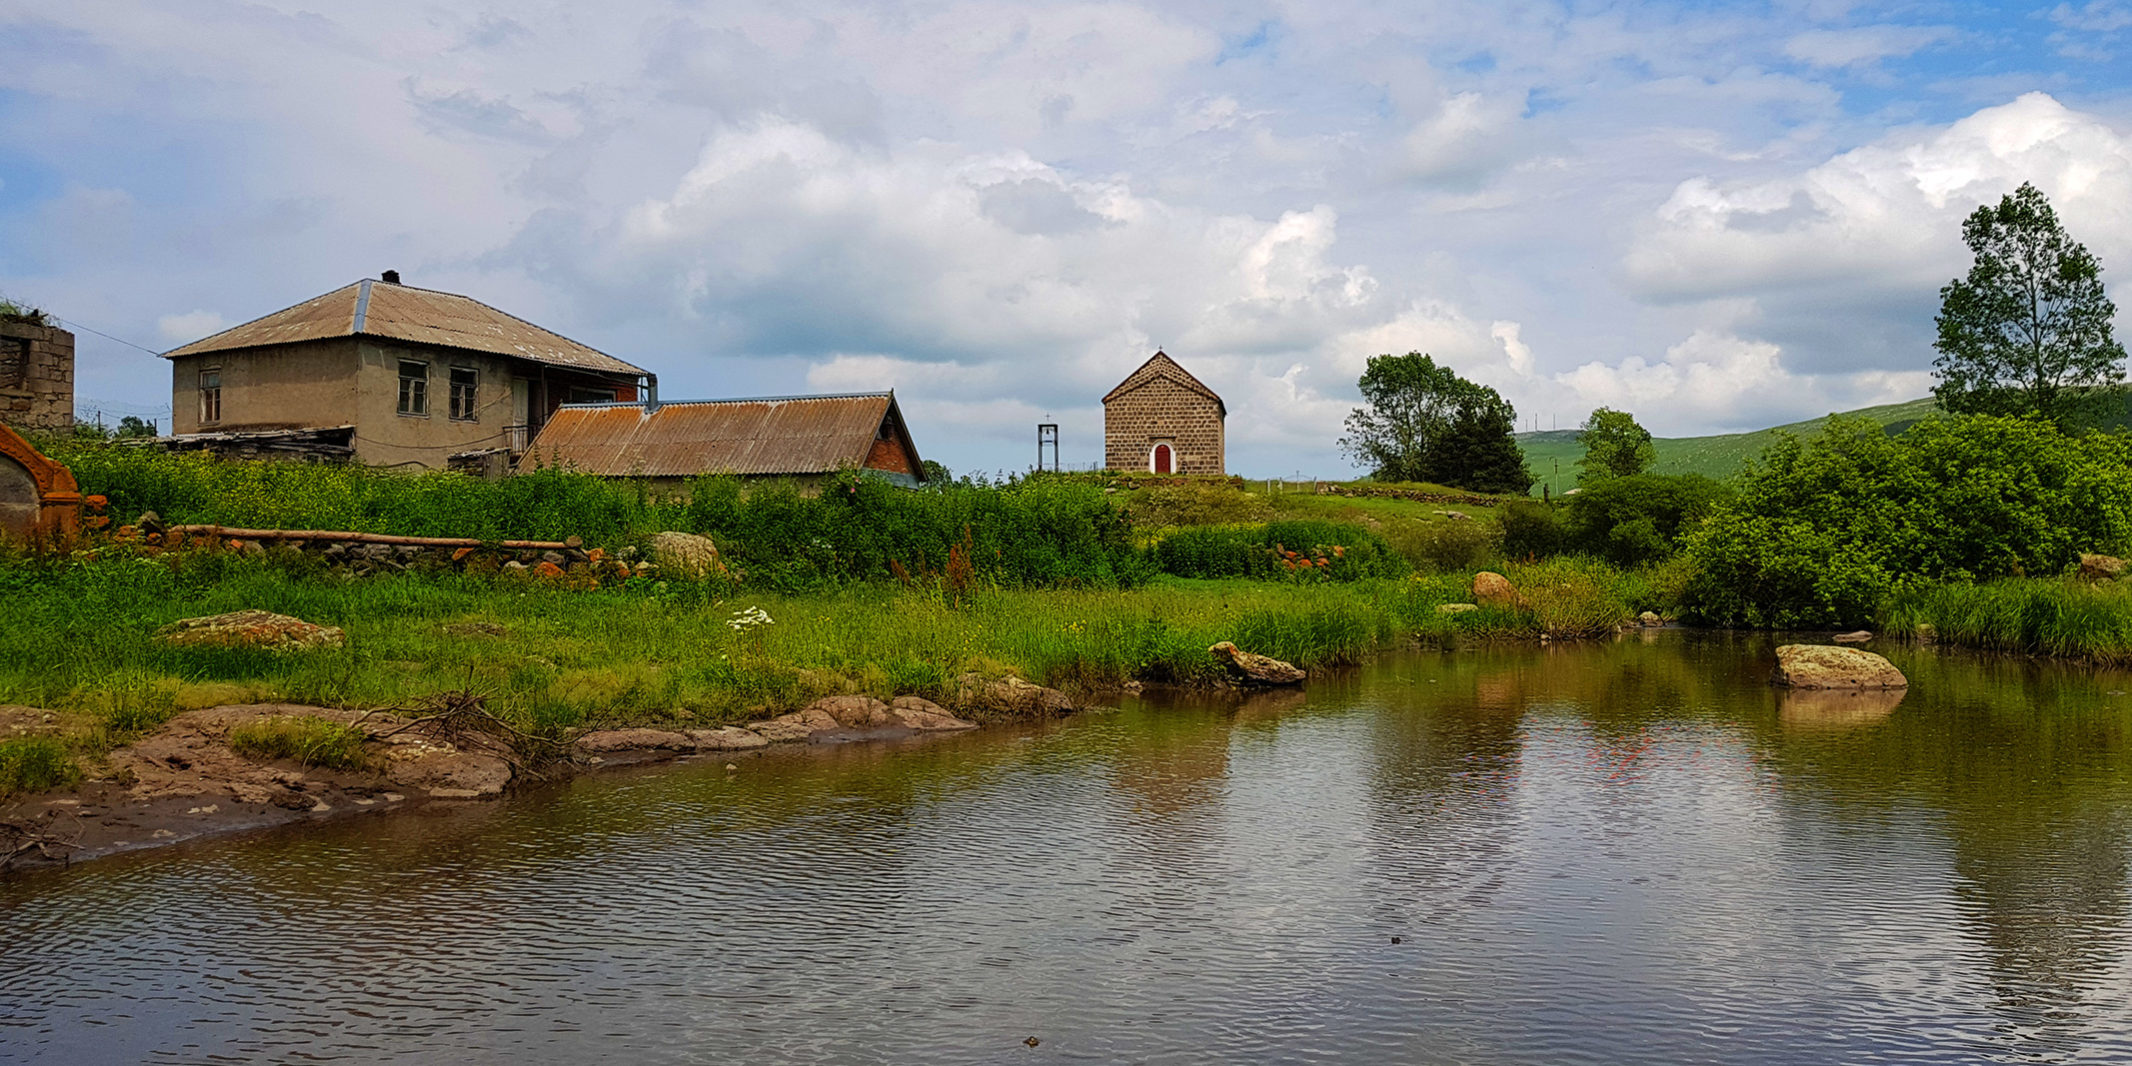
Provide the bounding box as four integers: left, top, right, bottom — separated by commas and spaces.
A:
1575, 407, 1655, 484
1339, 352, 1533, 494
1932, 182, 2127, 430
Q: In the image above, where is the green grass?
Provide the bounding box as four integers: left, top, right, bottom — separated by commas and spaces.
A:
227, 715, 372, 770
1885, 578, 2132, 664
0, 736, 81, 797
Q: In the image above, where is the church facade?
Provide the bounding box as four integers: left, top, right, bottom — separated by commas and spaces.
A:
1102, 351, 1225, 475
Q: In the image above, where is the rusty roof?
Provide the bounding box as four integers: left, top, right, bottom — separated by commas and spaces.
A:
162, 279, 648, 377
1102, 350, 1225, 416
518, 392, 925, 479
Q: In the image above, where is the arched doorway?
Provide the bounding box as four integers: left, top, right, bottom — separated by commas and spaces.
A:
1150, 443, 1174, 474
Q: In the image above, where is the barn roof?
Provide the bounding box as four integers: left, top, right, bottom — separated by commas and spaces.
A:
1102, 350, 1225, 416
518, 392, 924, 479
162, 278, 648, 378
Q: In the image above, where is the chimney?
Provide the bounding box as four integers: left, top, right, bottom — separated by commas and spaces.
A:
380, 270, 401, 285
642, 373, 660, 415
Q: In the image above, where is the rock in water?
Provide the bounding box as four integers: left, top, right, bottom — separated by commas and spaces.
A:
1831, 630, 1873, 644
954, 674, 1074, 719
1638, 611, 1663, 627
2079, 553, 2125, 581
806, 695, 894, 728
1472, 572, 1526, 610
888, 696, 979, 731
648, 531, 723, 580
575, 728, 695, 753
156, 610, 347, 651
1208, 641, 1306, 686
1771, 644, 1907, 690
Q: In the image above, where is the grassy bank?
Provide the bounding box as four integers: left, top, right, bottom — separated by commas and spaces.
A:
0, 554, 1649, 793
1886, 579, 2132, 665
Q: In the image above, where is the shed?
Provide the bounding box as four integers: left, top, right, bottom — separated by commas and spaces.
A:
519, 391, 926, 487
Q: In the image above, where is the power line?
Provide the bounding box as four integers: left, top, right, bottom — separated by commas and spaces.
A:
0, 286, 165, 356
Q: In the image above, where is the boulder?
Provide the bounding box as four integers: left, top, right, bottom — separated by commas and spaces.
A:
954, 673, 1074, 719
1831, 630, 1873, 644
747, 706, 841, 742
2079, 553, 2125, 581
1473, 572, 1526, 610
888, 696, 978, 731
807, 695, 894, 728
1208, 641, 1307, 686
575, 728, 695, 753
687, 727, 770, 751
649, 531, 724, 580
1437, 603, 1479, 614
1771, 644, 1907, 690
156, 610, 347, 651
1638, 611, 1663, 627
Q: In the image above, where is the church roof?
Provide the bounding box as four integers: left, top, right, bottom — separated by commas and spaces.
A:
1101, 350, 1225, 416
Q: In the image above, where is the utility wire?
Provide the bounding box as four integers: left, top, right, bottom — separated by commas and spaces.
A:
0, 285, 166, 356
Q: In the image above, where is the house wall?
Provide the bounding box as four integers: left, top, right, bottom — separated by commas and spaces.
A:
865, 432, 915, 476
1103, 378, 1225, 474
0, 321, 75, 435
353, 340, 527, 469
169, 339, 359, 436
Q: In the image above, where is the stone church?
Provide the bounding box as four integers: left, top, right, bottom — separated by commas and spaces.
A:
1102, 350, 1225, 474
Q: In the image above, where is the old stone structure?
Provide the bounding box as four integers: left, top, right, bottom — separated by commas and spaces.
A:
1102, 350, 1225, 474
0, 318, 75, 436
162, 272, 650, 471
0, 422, 82, 542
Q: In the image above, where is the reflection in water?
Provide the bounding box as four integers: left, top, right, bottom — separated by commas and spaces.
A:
3, 634, 2131, 1064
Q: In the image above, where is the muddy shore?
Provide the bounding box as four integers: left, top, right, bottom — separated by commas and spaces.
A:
2, 681, 1091, 870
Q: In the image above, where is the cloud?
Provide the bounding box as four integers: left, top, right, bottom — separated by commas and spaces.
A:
156, 310, 229, 346
1781, 25, 1952, 68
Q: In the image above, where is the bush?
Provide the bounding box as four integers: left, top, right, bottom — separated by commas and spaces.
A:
1682, 415, 2132, 626
1563, 474, 1730, 567
1380, 517, 1498, 572
1152, 520, 1409, 581
1125, 482, 1270, 528
1497, 500, 1565, 560
228, 716, 371, 770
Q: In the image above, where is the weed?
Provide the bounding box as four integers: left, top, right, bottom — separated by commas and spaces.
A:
227, 716, 371, 771
0, 736, 82, 796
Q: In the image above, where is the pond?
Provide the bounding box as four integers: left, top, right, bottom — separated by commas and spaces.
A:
4, 632, 2131, 1064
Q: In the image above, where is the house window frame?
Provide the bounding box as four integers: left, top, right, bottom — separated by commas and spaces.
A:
397, 359, 429, 417
198, 366, 223, 425
448, 365, 479, 422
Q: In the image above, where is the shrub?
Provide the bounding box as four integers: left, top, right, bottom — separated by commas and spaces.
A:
1152, 520, 1408, 581
1380, 516, 1498, 572
1125, 481, 1270, 528
1497, 500, 1565, 560
0, 736, 79, 796
227, 716, 371, 770
1563, 474, 1729, 567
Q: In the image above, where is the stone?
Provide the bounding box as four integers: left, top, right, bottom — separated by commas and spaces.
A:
1437, 603, 1479, 614
807, 694, 894, 728
575, 728, 695, 753
2079, 553, 2125, 581
1914, 623, 1937, 645
1208, 641, 1307, 686
1831, 630, 1873, 644
649, 531, 724, 580
687, 727, 770, 751
888, 696, 978, 731
1771, 644, 1908, 690
155, 610, 347, 651
748, 706, 841, 742
1637, 610, 1662, 627
381, 744, 512, 797
1473, 571, 1526, 610
955, 673, 1074, 719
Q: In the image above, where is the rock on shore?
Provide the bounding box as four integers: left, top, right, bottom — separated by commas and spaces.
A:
1771, 644, 1908, 690
1207, 642, 1306, 686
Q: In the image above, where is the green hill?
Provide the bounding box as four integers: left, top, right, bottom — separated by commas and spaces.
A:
1519, 396, 1942, 496
1520, 391, 2132, 495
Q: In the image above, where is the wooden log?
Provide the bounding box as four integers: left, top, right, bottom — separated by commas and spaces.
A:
170, 525, 575, 550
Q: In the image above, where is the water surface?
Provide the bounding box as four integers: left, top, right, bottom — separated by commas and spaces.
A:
5, 632, 2131, 1064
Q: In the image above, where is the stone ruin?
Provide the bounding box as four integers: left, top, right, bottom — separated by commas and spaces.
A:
0, 423, 82, 542
0, 317, 73, 437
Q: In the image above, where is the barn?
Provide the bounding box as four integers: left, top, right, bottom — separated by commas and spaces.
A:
1102, 350, 1225, 475
519, 391, 926, 489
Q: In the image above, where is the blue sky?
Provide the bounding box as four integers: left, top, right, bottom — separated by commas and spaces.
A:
2, 1, 2129, 476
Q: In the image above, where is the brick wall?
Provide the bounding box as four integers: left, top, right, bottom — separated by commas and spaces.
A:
1104, 377, 1225, 474
0, 321, 74, 435
865, 432, 914, 476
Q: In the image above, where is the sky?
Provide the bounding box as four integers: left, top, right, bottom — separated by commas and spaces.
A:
2, 1, 2130, 478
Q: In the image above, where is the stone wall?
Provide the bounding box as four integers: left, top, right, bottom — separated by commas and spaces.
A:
0, 321, 74, 436
1103, 377, 1225, 474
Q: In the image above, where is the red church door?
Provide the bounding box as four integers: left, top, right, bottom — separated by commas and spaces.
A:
1152, 443, 1173, 473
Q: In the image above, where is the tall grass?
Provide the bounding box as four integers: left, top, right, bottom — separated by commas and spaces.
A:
1885, 579, 2132, 664
0, 736, 80, 796
228, 716, 371, 770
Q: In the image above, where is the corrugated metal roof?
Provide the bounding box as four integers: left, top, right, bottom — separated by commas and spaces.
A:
519, 392, 924, 478
1102, 350, 1226, 416
163, 279, 648, 377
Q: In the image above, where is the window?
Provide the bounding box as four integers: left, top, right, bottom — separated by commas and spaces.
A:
199, 367, 222, 424
398, 360, 428, 416
567, 386, 617, 404
448, 367, 478, 421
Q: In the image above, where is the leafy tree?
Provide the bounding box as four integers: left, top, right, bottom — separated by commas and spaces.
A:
115, 416, 157, 439
1563, 473, 1729, 566
1932, 182, 2127, 430
1338, 352, 1533, 494
1574, 407, 1655, 484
